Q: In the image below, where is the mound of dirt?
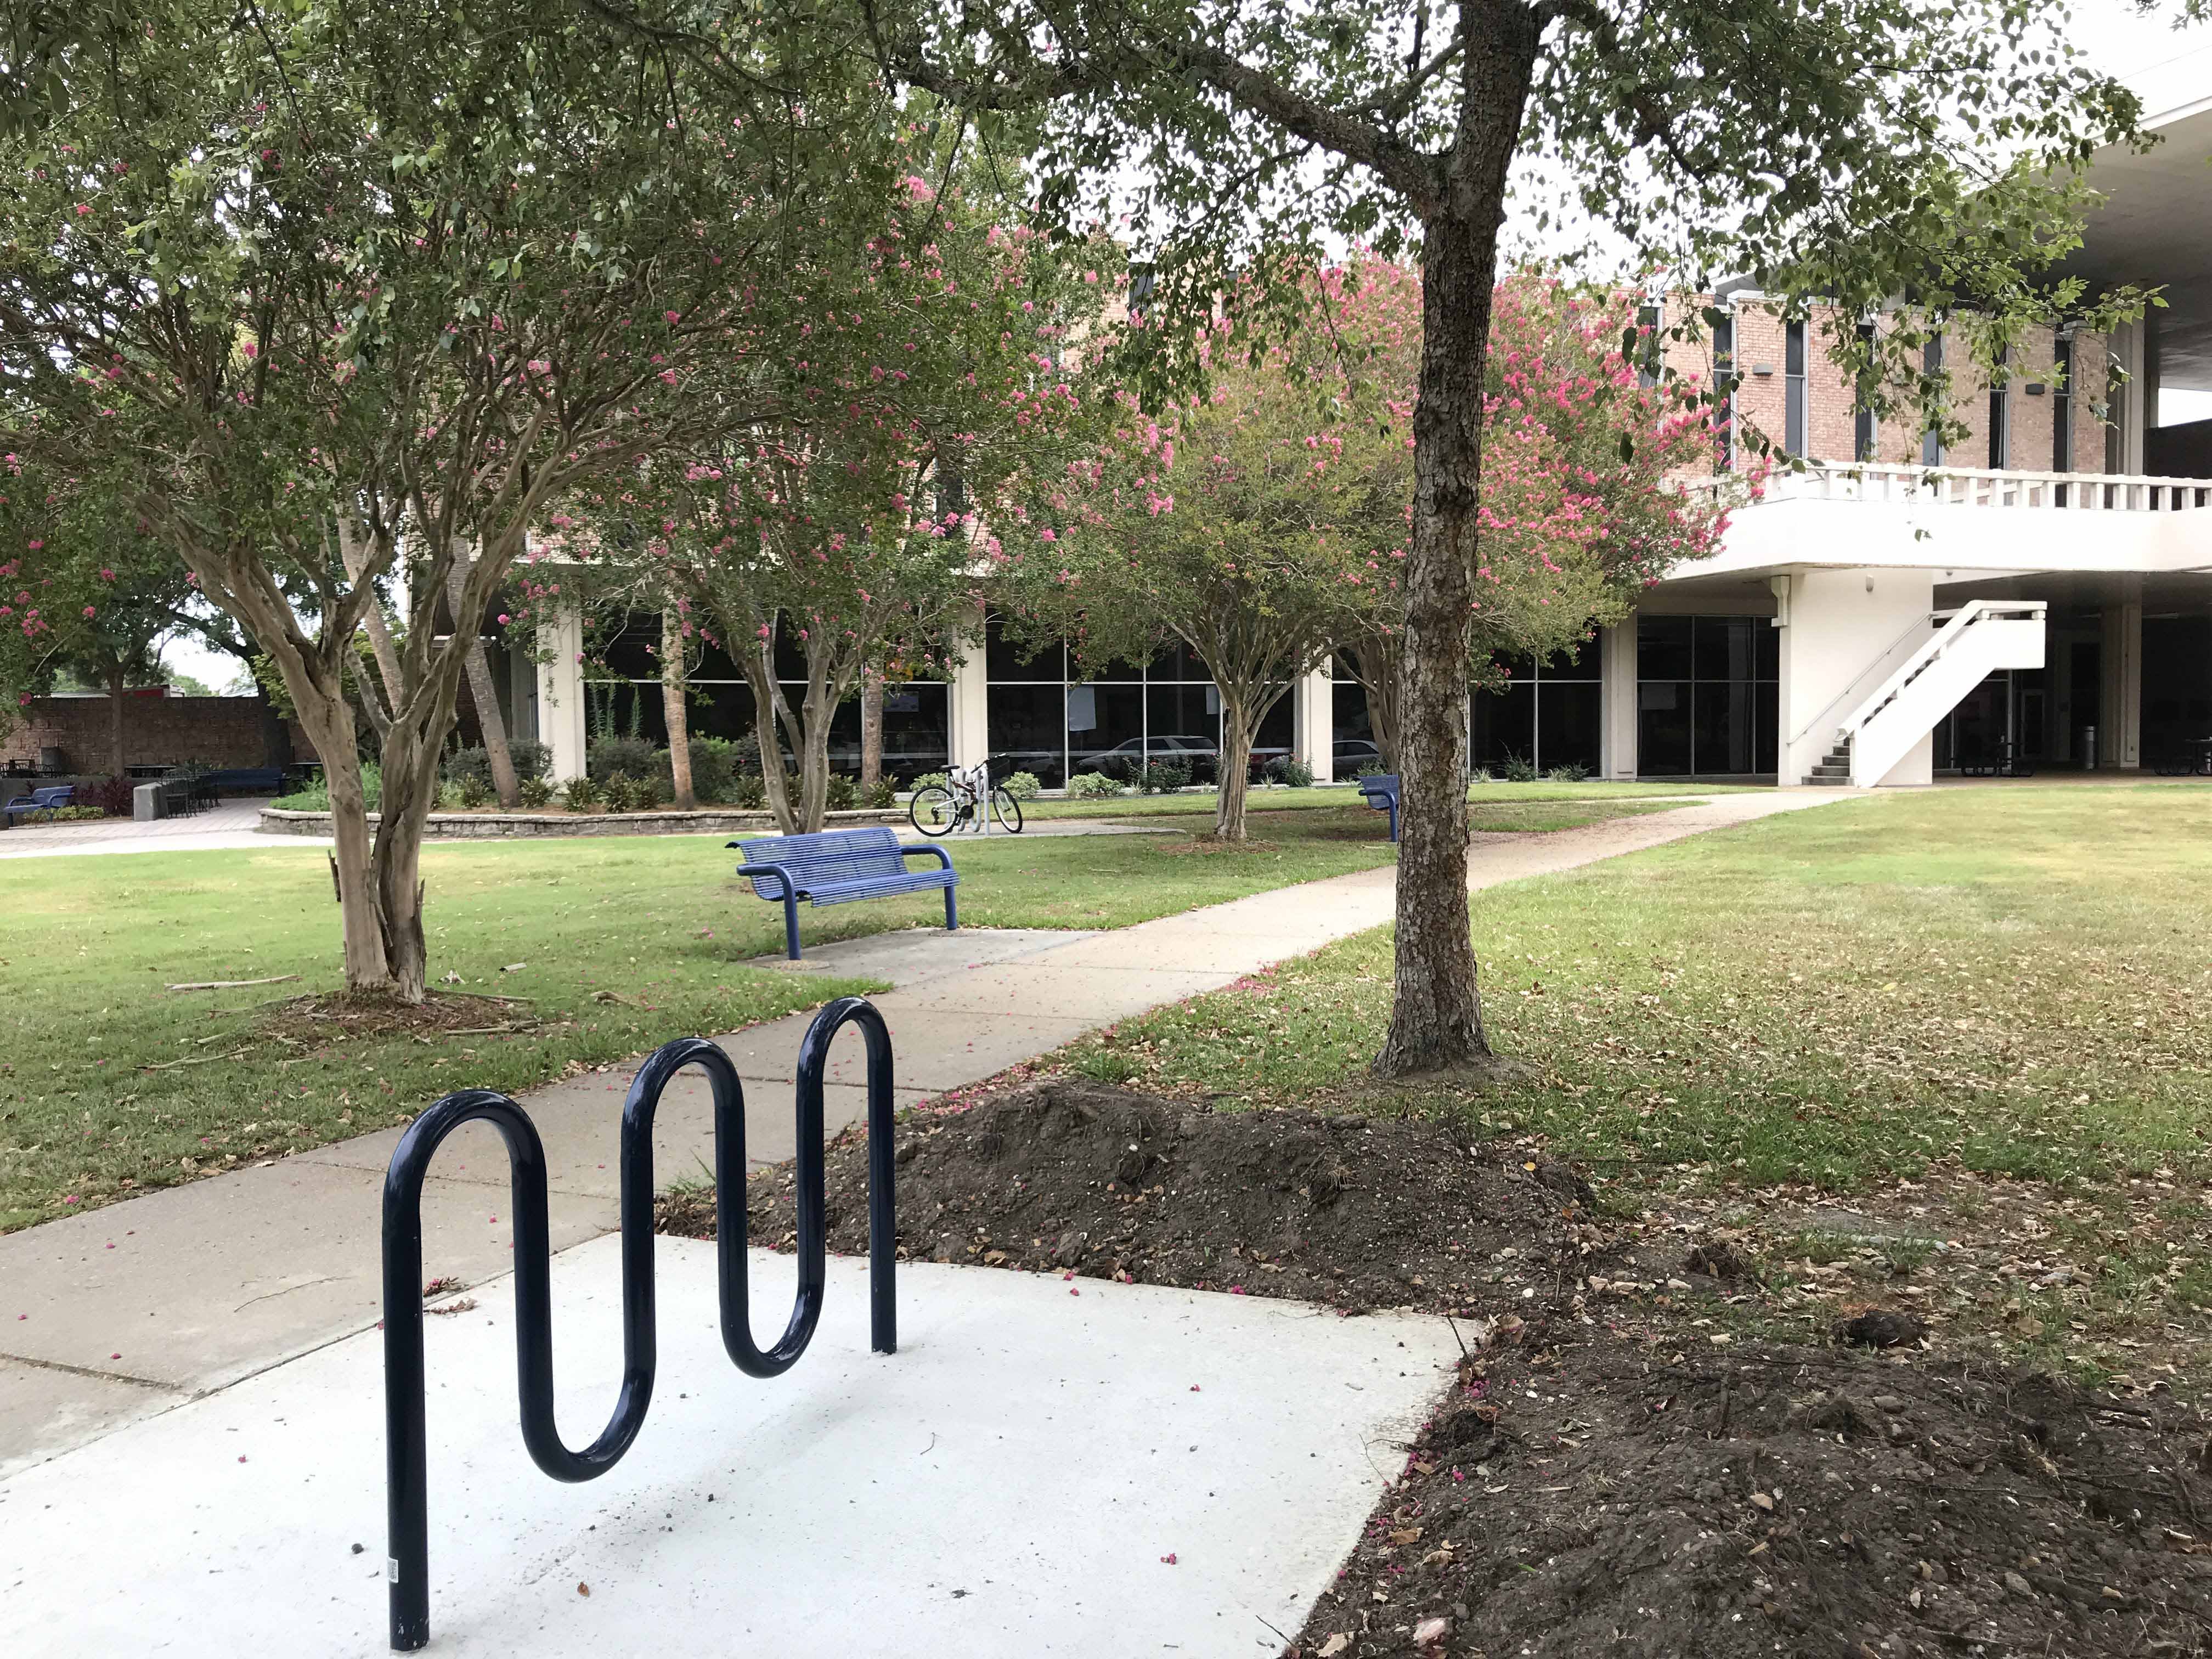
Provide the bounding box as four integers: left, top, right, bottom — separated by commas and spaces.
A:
1294, 1333, 2212, 1658
708, 1078, 1602, 1313
667, 1081, 2212, 1658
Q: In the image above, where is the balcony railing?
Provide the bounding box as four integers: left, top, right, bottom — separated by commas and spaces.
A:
1684, 461, 2212, 513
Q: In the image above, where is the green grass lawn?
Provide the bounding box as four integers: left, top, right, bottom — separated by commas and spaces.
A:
0, 816, 1408, 1231
1060, 785, 2212, 1193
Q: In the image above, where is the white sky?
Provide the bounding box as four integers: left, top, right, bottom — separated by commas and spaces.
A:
157, 1, 2212, 689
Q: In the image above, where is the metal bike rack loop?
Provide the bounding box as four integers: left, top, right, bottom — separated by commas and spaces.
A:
380, 995, 898, 1651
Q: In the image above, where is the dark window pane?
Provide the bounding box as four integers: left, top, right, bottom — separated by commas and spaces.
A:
1537, 681, 1602, 771
1785, 319, 1806, 377
1638, 682, 1692, 775
1147, 682, 1221, 778
1754, 619, 1780, 680
1485, 650, 1536, 685
1472, 685, 1534, 771
879, 682, 950, 781
772, 619, 809, 681
1539, 635, 1599, 679
689, 681, 757, 743
986, 684, 1065, 786
1068, 682, 1144, 777
1693, 680, 1763, 774
985, 613, 1062, 680
1147, 639, 1206, 680
1637, 615, 1693, 680
594, 614, 662, 680
1693, 616, 1760, 682
1251, 686, 1295, 776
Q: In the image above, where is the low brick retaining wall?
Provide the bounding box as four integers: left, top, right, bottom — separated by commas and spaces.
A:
258, 806, 908, 839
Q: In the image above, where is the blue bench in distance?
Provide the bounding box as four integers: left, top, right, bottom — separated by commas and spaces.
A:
729, 826, 958, 961
4, 785, 75, 826
1357, 772, 1400, 842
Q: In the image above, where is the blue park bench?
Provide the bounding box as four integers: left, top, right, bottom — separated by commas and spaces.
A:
198, 767, 287, 797
1357, 772, 1400, 842
4, 784, 74, 826
729, 826, 958, 961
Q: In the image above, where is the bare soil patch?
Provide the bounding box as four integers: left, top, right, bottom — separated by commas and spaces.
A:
662, 1082, 2212, 1658
256, 988, 543, 1050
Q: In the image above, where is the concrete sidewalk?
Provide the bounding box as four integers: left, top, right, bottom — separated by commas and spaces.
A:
0, 1239, 1458, 1659
0, 786, 1858, 1478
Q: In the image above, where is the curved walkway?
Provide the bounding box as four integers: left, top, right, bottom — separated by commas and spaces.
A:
0, 786, 1861, 1476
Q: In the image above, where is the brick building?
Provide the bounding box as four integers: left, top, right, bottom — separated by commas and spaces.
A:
519, 70, 2212, 794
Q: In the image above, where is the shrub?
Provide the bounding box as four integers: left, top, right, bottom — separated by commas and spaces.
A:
1499, 752, 1541, 783
24, 804, 105, 823
1264, 757, 1314, 789
823, 774, 858, 811
456, 774, 493, 809
561, 775, 601, 811
274, 763, 385, 812
586, 736, 663, 788
729, 772, 767, 810
516, 775, 554, 809
443, 742, 552, 791
72, 776, 136, 816
602, 772, 648, 812
684, 737, 744, 805
1065, 771, 1125, 798
1137, 759, 1192, 794
1000, 770, 1042, 799
1350, 759, 1388, 781
1472, 766, 1493, 786
907, 771, 951, 794
1546, 762, 1591, 783
861, 777, 897, 809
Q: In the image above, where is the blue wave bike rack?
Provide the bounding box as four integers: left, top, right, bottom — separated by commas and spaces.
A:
379, 995, 898, 1651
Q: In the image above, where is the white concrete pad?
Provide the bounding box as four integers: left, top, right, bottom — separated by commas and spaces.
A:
0, 1357, 184, 1481
0, 1238, 1457, 1659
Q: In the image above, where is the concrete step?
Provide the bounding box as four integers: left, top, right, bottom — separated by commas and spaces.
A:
1801, 776, 1853, 787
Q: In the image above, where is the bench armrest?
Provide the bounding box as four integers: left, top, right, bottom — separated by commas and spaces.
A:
899, 844, 955, 873
737, 858, 802, 901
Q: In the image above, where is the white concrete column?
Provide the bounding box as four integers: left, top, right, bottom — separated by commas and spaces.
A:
1600, 622, 1637, 780
535, 605, 588, 783
2101, 579, 2142, 769
947, 609, 990, 772
508, 644, 539, 746
1291, 664, 1334, 782
2113, 320, 2149, 475
1778, 567, 1936, 786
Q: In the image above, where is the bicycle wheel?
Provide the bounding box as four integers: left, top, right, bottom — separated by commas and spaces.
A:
989, 786, 1024, 833
909, 785, 960, 837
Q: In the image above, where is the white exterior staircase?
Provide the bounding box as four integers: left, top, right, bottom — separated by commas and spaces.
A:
1807, 600, 2047, 787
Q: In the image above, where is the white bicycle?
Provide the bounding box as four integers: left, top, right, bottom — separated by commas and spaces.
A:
908, 761, 1023, 836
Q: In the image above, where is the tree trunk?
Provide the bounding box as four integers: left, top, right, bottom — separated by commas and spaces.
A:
1374, 38, 1536, 1079
1345, 636, 1402, 774
1214, 693, 1257, 841
444, 549, 520, 808
662, 607, 695, 810
860, 668, 884, 791
106, 662, 127, 778
287, 682, 398, 995
368, 714, 443, 1003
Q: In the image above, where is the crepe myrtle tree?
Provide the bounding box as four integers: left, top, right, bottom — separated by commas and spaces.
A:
1325, 268, 1735, 776
861, 0, 2158, 1076
998, 259, 1414, 840
0, 0, 881, 1000
578, 166, 1112, 834
0, 454, 196, 776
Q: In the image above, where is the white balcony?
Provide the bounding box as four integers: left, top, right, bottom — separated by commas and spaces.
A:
1674, 463, 2212, 582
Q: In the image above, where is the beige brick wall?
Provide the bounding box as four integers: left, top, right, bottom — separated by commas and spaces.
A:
2, 695, 311, 774
1659, 296, 2113, 475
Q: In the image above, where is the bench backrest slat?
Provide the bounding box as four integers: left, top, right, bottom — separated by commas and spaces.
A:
1358, 773, 1399, 799
737, 826, 907, 884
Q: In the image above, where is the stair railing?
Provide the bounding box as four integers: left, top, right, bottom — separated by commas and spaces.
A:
1786, 607, 1956, 751
380, 995, 897, 1651
1835, 599, 2046, 746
